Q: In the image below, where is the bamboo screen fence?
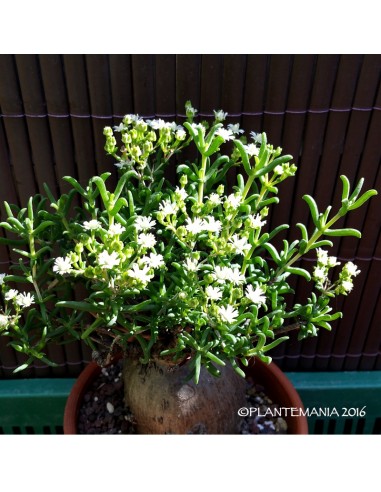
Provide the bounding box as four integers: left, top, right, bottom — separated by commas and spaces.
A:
0, 54, 380, 377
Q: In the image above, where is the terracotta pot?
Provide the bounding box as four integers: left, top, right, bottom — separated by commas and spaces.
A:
63, 358, 308, 435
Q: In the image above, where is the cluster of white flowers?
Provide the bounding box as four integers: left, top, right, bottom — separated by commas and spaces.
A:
158, 199, 179, 218
245, 285, 266, 305
335, 261, 361, 295
108, 223, 126, 236
313, 248, 341, 287
218, 304, 238, 324
83, 219, 102, 231
225, 193, 242, 210
0, 313, 9, 328
228, 234, 251, 255
135, 216, 156, 232
4, 289, 35, 308
212, 265, 245, 286
97, 250, 120, 269
246, 214, 267, 229
215, 128, 235, 142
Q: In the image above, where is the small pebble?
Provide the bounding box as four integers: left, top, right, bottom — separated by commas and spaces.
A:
106, 402, 114, 414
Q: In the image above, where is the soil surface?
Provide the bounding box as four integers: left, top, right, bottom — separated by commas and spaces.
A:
77, 360, 288, 435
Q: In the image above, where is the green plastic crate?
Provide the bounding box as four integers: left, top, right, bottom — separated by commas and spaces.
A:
0, 372, 380, 434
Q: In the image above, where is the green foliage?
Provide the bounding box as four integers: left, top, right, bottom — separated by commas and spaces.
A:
0, 102, 377, 381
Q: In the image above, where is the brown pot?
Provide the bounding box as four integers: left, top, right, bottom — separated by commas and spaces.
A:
63, 358, 309, 435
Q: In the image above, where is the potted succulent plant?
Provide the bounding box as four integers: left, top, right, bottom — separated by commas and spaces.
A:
0, 102, 377, 434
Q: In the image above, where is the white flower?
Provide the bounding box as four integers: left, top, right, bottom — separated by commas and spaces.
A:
245, 285, 266, 305
16, 292, 35, 308
225, 194, 242, 210
274, 165, 284, 175
0, 314, 9, 328
341, 280, 353, 293
207, 193, 222, 206
184, 258, 199, 272
212, 266, 230, 282
158, 199, 179, 217
175, 128, 187, 140
205, 286, 222, 301
108, 223, 126, 236
115, 159, 132, 170
244, 143, 259, 157
228, 267, 246, 286
212, 266, 245, 286
137, 233, 157, 249
213, 110, 228, 122
250, 132, 262, 144
344, 261, 361, 277
140, 253, 164, 269
113, 123, 125, 132
247, 214, 266, 229
97, 251, 120, 269
215, 128, 235, 141
313, 266, 327, 282
4, 289, 19, 301
229, 234, 251, 255
316, 248, 329, 266
174, 187, 188, 201
185, 217, 206, 235
203, 216, 222, 235
135, 216, 156, 232
327, 256, 340, 268
218, 305, 238, 324
227, 123, 244, 135
53, 256, 72, 275
0, 273, 6, 285
83, 219, 102, 231
123, 114, 140, 125
147, 118, 167, 130
127, 264, 153, 284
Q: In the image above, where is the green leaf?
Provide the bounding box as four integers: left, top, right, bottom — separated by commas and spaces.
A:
91, 176, 110, 207
229, 358, 245, 378
109, 197, 128, 217
348, 177, 364, 202
63, 176, 86, 196
309, 240, 333, 249
4, 201, 15, 218
263, 243, 281, 264
303, 195, 320, 228
262, 336, 289, 352
204, 135, 224, 157
56, 301, 101, 312
81, 317, 105, 339
340, 175, 350, 202
285, 267, 311, 281
127, 190, 135, 216
32, 221, 55, 236
205, 351, 226, 366
205, 155, 229, 180
324, 228, 361, 238
234, 140, 252, 175
348, 189, 378, 211
253, 154, 292, 178
27, 197, 34, 223
193, 353, 202, 384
